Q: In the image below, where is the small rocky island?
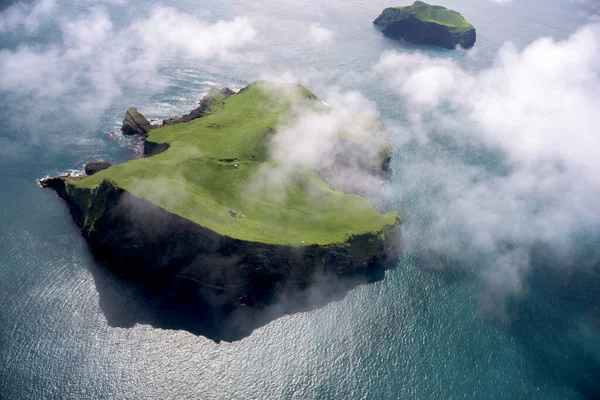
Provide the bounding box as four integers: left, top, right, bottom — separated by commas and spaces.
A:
40, 81, 402, 340
374, 1, 476, 49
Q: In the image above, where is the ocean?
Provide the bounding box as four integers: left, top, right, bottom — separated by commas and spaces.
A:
1, 0, 599, 398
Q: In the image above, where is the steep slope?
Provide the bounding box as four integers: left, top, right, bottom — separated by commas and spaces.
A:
374, 1, 476, 49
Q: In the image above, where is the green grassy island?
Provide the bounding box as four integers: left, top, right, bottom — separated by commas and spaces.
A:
374, 1, 476, 49
75, 83, 399, 246
40, 82, 402, 335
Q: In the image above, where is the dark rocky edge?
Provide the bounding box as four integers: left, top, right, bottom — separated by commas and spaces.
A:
122, 88, 235, 137
54, 178, 399, 300
379, 17, 476, 49
40, 85, 402, 341
374, 2, 476, 49
122, 107, 156, 136
84, 161, 111, 176
41, 176, 400, 341
162, 87, 235, 127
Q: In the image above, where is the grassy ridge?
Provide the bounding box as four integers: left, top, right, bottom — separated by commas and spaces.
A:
380, 1, 473, 32
72, 82, 400, 246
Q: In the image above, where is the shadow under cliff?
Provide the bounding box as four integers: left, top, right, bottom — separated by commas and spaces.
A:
87, 252, 396, 343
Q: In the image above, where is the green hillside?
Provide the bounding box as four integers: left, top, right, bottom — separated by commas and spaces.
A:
377, 1, 474, 32
69, 82, 400, 247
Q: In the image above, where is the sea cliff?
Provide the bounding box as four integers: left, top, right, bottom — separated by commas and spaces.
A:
374, 1, 476, 49
40, 81, 402, 337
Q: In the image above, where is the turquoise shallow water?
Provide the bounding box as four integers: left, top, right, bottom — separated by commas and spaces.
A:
1, 0, 599, 398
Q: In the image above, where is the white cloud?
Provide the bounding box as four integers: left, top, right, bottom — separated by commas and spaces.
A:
269, 89, 381, 171
376, 26, 600, 171
134, 7, 256, 62
0, 0, 55, 34
0, 3, 257, 121
248, 83, 392, 209
573, 0, 600, 21
374, 24, 600, 313
308, 23, 334, 45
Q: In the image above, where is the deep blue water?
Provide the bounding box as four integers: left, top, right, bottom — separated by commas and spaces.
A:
1, 0, 599, 398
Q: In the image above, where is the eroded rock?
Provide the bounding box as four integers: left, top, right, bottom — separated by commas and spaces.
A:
122, 107, 155, 136
84, 161, 111, 176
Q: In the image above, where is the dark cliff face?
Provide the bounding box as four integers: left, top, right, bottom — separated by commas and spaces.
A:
40, 177, 400, 341
51, 179, 401, 337
458, 28, 476, 49
381, 16, 476, 49
84, 161, 111, 176
122, 107, 156, 136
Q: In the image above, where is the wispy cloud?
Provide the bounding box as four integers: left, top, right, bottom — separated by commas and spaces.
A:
374, 24, 600, 314
572, 0, 600, 20
0, 2, 257, 122
246, 82, 392, 211
0, 0, 55, 34
308, 23, 334, 45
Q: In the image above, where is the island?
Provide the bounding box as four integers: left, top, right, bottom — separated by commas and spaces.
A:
39, 81, 402, 338
374, 1, 476, 49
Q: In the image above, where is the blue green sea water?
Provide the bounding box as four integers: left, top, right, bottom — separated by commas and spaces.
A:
1, 0, 599, 398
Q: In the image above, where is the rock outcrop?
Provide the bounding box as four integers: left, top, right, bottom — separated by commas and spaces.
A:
84, 161, 111, 176
374, 1, 476, 49
162, 87, 234, 127
122, 107, 156, 136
